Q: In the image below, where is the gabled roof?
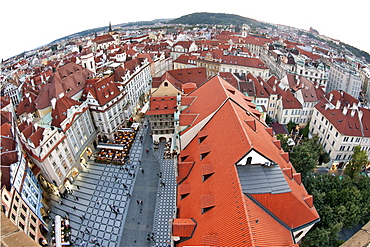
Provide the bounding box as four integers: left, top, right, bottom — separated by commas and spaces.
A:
221, 55, 268, 69
83, 76, 121, 107
16, 94, 37, 116
315, 101, 364, 137
94, 34, 115, 44
146, 96, 178, 115
167, 67, 207, 88
326, 90, 359, 107
176, 98, 318, 246
34, 62, 92, 109
29, 127, 45, 148
0, 123, 17, 166
0, 96, 10, 109
281, 90, 302, 109
180, 75, 258, 135
51, 96, 81, 128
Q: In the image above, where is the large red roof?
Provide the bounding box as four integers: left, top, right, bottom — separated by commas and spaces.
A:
175, 76, 319, 246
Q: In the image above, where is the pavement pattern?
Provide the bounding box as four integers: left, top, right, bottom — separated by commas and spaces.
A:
48, 121, 177, 247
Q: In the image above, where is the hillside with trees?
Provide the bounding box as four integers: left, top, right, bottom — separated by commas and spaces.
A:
168, 12, 274, 29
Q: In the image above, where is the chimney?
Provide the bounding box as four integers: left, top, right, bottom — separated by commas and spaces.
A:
358, 110, 363, 121
342, 106, 348, 116
335, 100, 341, 109
329, 93, 333, 102
51, 98, 57, 109
350, 109, 356, 117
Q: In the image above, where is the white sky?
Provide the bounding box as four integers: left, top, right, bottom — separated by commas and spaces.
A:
1, 0, 369, 62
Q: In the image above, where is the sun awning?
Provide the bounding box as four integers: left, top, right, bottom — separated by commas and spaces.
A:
140, 101, 150, 114
96, 143, 125, 150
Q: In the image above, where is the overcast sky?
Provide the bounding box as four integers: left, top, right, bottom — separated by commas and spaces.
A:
1, 0, 369, 62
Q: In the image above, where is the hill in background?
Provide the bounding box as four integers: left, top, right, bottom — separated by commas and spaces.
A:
168, 12, 274, 29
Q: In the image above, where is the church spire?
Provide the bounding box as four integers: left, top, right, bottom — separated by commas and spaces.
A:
108, 22, 113, 33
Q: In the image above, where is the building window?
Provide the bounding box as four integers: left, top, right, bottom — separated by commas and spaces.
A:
336, 154, 341, 160
202, 206, 215, 214
19, 222, 25, 230
20, 213, 26, 221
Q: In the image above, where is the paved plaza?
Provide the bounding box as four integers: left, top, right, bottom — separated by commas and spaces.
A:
48, 121, 177, 247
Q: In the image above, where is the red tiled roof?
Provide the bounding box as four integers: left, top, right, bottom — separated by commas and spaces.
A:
175, 76, 319, 246
315, 101, 364, 137
326, 90, 359, 107
0, 96, 10, 109
244, 195, 297, 247
0, 111, 11, 126
281, 89, 302, 109
167, 67, 207, 88
172, 218, 196, 237
51, 96, 81, 128
221, 55, 268, 69
29, 127, 45, 148
146, 96, 177, 116
180, 76, 260, 135
34, 62, 92, 109
83, 76, 121, 106
94, 34, 115, 44
251, 192, 319, 229
0, 123, 17, 166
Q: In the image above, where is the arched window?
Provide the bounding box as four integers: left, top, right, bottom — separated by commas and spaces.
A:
164, 82, 168, 87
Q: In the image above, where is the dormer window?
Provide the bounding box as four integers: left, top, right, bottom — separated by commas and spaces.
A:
164, 82, 168, 87
66, 88, 72, 92
77, 81, 82, 86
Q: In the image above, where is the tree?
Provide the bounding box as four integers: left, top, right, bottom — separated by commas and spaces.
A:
344, 146, 368, 179
300, 174, 370, 247
265, 114, 273, 126
290, 135, 323, 176
300, 122, 310, 138
276, 134, 290, 152
287, 120, 297, 134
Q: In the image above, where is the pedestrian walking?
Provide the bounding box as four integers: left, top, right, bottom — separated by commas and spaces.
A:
146, 149, 149, 153
140, 200, 143, 205
136, 200, 140, 204
59, 201, 63, 205
77, 185, 80, 189
138, 160, 141, 165
141, 168, 144, 174
73, 206, 77, 210
126, 192, 131, 197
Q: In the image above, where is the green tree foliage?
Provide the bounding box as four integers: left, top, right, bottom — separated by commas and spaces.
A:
168, 12, 274, 29
276, 134, 290, 152
287, 120, 297, 134
301, 174, 370, 247
300, 122, 310, 138
344, 146, 369, 179
290, 135, 323, 176
265, 114, 273, 126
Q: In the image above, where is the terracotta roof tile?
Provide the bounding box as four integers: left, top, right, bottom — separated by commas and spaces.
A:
175, 76, 319, 246
51, 96, 81, 128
